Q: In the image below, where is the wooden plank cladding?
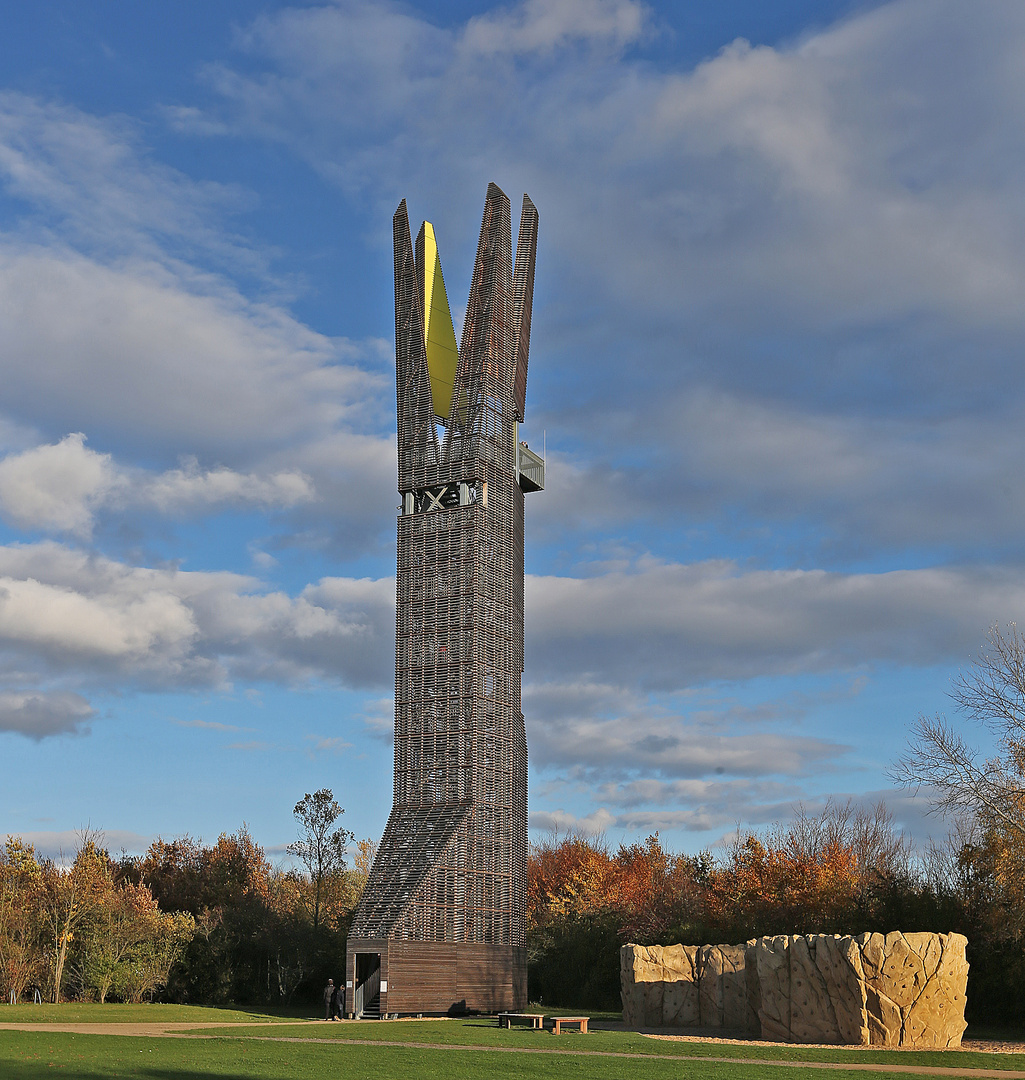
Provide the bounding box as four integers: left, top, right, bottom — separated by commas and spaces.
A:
347, 938, 526, 1015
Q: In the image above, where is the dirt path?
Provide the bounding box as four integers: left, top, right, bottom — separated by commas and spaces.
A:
0, 1022, 1023, 1078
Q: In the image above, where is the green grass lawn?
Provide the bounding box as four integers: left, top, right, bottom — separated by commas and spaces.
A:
2, 1004, 1024, 1079
202, 1017, 1025, 1070
0, 1029, 1006, 1080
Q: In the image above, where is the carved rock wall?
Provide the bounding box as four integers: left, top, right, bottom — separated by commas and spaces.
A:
621, 932, 968, 1047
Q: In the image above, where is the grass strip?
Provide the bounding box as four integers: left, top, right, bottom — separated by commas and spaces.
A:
0, 1029, 1006, 1080
197, 1017, 1025, 1072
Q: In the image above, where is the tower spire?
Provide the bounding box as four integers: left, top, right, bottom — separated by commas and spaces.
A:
394, 200, 439, 491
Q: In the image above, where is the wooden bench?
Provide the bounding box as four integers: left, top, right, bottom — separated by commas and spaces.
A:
497, 1012, 545, 1030
550, 1016, 589, 1034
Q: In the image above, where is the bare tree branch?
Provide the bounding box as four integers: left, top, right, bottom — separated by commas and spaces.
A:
892, 627, 1025, 840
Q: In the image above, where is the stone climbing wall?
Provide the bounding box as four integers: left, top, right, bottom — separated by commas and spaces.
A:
621, 932, 968, 1048
620, 943, 759, 1032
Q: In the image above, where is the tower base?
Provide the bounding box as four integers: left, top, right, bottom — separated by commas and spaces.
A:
345, 938, 527, 1016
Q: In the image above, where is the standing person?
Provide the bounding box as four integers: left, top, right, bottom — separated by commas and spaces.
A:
323, 978, 335, 1021
330, 980, 341, 1020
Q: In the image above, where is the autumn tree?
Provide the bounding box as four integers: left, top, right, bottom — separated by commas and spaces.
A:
287, 790, 352, 931
351, 838, 378, 893
78, 880, 195, 1003
135, 836, 206, 915
527, 832, 710, 1008
41, 834, 110, 1002
113, 908, 196, 1004
705, 801, 911, 938
0, 838, 45, 1002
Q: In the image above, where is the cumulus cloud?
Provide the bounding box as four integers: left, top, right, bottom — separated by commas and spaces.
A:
144, 458, 315, 512
0, 543, 1008, 715
0, 246, 380, 460
0, 691, 94, 739
543, 387, 1025, 558
304, 734, 353, 757
528, 773, 946, 840
0, 542, 1016, 740
0, 434, 320, 538
529, 707, 845, 780
2, 2, 1020, 848
0, 434, 120, 537
525, 560, 1025, 688
522, 678, 865, 833
669, 390, 1025, 556
528, 806, 616, 836
0, 541, 394, 699
0, 572, 196, 663
172, 717, 251, 732
208, 0, 1025, 336
0, 91, 391, 563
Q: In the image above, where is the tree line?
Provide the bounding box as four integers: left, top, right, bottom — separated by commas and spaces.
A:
3, 626, 1025, 1018
1, 802, 1022, 1020
0, 791, 375, 1006
527, 802, 1023, 1021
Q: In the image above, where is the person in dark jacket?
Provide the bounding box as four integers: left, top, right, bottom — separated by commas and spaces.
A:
323, 979, 335, 1020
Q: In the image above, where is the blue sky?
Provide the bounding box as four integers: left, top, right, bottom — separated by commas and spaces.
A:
0, 0, 1016, 861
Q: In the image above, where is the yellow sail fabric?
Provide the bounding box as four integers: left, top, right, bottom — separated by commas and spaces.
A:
422, 221, 459, 421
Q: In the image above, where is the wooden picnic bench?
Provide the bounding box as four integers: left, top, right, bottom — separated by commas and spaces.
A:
497, 1012, 545, 1030
550, 1016, 589, 1034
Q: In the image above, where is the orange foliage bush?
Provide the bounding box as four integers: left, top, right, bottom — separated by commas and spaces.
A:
528, 801, 913, 944
529, 832, 708, 942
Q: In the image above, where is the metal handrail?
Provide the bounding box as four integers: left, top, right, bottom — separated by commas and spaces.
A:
357, 964, 381, 1018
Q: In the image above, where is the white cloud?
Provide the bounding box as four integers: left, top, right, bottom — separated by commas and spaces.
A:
0, 92, 258, 271
523, 678, 866, 835
528, 806, 616, 836
529, 708, 845, 779
596, 775, 797, 811
172, 717, 251, 732
0, 435, 318, 538
0, 691, 94, 739
0, 572, 196, 662
543, 385, 1025, 557
0, 433, 120, 537
5, 829, 152, 861
0, 541, 395, 700
461, 0, 647, 56
525, 560, 1025, 688
0, 92, 390, 555
142, 458, 315, 513
0, 246, 378, 459
0, 542, 1017, 739
304, 734, 353, 757
177, 0, 1025, 571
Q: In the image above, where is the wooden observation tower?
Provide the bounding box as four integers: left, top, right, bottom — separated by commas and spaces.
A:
345, 183, 542, 1016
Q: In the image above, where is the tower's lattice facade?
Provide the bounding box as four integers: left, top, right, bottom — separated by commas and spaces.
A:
346, 183, 541, 1015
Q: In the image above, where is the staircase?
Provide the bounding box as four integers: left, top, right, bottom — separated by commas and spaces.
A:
355, 963, 382, 1019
